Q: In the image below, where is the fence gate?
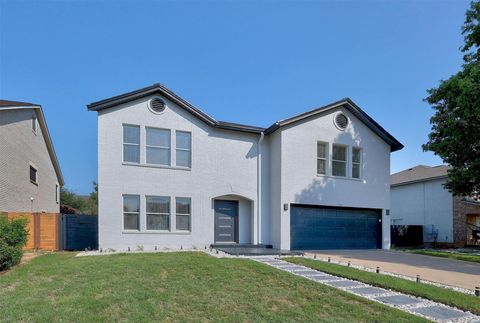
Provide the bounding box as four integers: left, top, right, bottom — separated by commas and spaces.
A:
61, 214, 98, 250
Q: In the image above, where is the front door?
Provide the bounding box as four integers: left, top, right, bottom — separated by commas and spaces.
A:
214, 200, 238, 243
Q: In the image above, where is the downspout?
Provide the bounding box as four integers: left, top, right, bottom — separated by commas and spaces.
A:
257, 132, 265, 245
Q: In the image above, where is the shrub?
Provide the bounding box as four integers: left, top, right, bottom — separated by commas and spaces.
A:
0, 215, 29, 271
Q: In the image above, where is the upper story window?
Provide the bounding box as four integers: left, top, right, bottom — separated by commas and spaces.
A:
146, 128, 170, 166
317, 142, 328, 175
332, 144, 347, 177
29, 165, 38, 185
352, 147, 362, 179
175, 131, 191, 168
123, 125, 140, 163
32, 113, 37, 133
123, 195, 140, 230
55, 184, 59, 203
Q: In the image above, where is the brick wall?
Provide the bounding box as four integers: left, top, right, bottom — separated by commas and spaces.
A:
452, 196, 480, 246
4, 212, 59, 250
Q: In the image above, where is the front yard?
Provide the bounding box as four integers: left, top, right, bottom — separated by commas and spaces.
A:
406, 249, 480, 264
0, 252, 427, 322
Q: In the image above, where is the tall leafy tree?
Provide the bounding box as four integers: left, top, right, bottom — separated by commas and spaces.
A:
423, 1, 480, 198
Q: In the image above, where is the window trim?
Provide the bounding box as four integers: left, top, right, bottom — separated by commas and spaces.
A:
29, 164, 38, 185
316, 141, 328, 176
32, 112, 37, 134
122, 124, 141, 164
123, 194, 140, 231
145, 195, 171, 231
175, 130, 192, 168
331, 144, 348, 177
175, 197, 191, 231
55, 183, 59, 204
352, 147, 362, 179
145, 127, 171, 166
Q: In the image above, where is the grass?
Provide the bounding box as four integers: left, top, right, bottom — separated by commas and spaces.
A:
406, 249, 480, 264
285, 257, 480, 315
0, 252, 428, 322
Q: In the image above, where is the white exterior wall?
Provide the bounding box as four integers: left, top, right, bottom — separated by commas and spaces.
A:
277, 107, 391, 250
0, 109, 60, 213
391, 179, 453, 243
98, 95, 260, 250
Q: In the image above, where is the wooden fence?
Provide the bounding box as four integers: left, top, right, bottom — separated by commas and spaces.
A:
5, 212, 60, 250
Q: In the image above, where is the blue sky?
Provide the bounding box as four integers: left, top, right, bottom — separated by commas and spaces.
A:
0, 0, 470, 194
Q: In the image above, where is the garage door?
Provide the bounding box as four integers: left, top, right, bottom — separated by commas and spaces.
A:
290, 205, 381, 250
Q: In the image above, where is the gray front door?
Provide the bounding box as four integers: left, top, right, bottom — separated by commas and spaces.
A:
214, 200, 238, 243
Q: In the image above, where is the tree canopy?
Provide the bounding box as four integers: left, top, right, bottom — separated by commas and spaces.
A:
424, 1, 480, 198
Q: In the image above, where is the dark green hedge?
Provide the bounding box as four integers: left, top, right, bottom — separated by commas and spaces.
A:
0, 215, 28, 271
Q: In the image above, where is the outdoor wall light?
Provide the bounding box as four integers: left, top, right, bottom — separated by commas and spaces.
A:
283, 203, 289, 211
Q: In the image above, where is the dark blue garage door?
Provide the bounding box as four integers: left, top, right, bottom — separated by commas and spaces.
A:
290, 205, 381, 250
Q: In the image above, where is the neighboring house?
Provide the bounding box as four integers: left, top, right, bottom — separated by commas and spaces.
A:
0, 100, 64, 213
88, 83, 403, 251
391, 165, 480, 246
0, 100, 64, 249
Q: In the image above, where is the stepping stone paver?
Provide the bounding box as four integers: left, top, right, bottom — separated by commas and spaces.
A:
325, 280, 363, 288
376, 295, 421, 306
251, 257, 480, 323
411, 305, 470, 321
351, 287, 387, 295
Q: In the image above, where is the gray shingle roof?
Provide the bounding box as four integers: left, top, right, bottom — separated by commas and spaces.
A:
391, 165, 450, 186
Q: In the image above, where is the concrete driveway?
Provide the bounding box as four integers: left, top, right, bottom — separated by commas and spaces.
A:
305, 250, 480, 291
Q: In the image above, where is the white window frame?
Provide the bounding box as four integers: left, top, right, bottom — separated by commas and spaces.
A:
175, 197, 191, 231
146, 195, 171, 231
145, 127, 171, 166
316, 141, 328, 175
332, 144, 348, 177
352, 147, 362, 179
123, 194, 140, 231
123, 124, 140, 164
55, 183, 59, 204
175, 130, 192, 168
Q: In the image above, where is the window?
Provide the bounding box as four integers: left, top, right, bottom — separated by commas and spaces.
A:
317, 142, 328, 175
146, 196, 170, 230
352, 147, 361, 179
123, 125, 140, 163
29, 165, 37, 184
176, 197, 191, 231
332, 145, 347, 177
123, 195, 140, 230
175, 131, 191, 168
32, 113, 37, 133
146, 128, 170, 166
55, 184, 59, 203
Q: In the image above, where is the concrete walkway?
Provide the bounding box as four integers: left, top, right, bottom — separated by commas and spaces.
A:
252, 257, 480, 323
305, 250, 480, 291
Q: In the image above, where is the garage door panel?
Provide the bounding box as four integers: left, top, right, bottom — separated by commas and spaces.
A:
290, 205, 380, 250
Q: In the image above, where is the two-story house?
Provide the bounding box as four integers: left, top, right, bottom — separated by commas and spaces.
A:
0, 100, 63, 213
88, 84, 403, 251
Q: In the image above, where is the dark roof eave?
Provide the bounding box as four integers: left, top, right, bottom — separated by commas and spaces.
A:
391, 175, 449, 187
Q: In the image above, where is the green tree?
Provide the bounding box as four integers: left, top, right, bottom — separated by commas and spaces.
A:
424, 1, 480, 199
60, 182, 98, 215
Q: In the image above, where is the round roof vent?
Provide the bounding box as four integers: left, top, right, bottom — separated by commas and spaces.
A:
335, 113, 348, 130
149, 97, 166, 113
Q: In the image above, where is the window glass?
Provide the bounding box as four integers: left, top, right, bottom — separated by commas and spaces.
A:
146, 196, 170, 230
332, 145, 347, 177
29, 166, 37, 183
123, 195, 139, 230
175, 131, 191, 168
352, 147, 361, 179
317, 142, 327, 175
146, 128, 170, 165
146, 128, 170, 147
176, 197, 191, 231
123, 125, 140, 163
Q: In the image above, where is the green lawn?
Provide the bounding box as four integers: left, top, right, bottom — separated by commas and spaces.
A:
285, 257, 480, 315
407, 249, 480, 264
0, 252, 428, 322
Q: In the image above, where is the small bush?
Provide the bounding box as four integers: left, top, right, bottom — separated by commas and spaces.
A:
0, 215, 29, 271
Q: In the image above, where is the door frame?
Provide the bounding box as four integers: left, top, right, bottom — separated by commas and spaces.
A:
214, 200, 239, 243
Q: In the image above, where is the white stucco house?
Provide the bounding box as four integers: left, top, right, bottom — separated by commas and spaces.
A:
88, 83, 403, 251
391, 165, 480, 246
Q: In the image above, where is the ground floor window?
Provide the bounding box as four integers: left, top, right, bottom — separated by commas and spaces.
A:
176, 197, 191, 231
146, 196, 170, 230
123, 195, 140, 230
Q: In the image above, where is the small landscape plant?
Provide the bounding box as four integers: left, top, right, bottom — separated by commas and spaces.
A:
0, 214, 29, 271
